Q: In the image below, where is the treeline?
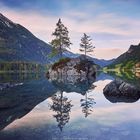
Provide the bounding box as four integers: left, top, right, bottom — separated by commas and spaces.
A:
0, 61, 48, 72
107, 60, 137, 70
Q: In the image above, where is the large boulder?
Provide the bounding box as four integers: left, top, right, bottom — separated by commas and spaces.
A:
47, 55, 97, 78
103, 79, 140, 103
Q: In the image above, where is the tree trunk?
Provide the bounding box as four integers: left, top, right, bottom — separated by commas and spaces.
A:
85, 48, 87, 58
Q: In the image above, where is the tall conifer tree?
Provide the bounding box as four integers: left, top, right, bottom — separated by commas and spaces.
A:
80, 33, 95, 57
51, 19, 72, 58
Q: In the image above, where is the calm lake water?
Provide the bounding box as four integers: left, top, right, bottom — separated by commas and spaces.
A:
0, 72, 140, 140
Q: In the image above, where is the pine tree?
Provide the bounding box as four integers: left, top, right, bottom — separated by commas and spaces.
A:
50, 19, 72, 58
80, 33, 95, 57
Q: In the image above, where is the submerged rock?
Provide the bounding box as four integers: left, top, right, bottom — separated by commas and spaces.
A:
47, 55, 97, 78
103, 79, 140, 103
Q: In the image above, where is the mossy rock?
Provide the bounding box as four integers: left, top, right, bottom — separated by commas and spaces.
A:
51, 58, 71, 70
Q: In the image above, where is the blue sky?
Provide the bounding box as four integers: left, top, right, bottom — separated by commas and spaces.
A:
0, 0, 140, 59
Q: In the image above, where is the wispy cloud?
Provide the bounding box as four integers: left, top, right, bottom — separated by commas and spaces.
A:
0, 1, 140, 59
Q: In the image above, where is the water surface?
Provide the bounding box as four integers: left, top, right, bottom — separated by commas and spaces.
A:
0, 72, 140, 140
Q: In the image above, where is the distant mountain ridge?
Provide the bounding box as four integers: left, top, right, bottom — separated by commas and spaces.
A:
108, 43, 140, 68
92, 58, 115, 67
0, 13, 114, 67
64, 52, 115, 67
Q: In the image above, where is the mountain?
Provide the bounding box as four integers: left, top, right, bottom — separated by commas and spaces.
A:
64, 52, 115, 67
0, 13, 52, 64
108, 43, 140, 68
92, 58, 115, 67
0, 13, 114, 67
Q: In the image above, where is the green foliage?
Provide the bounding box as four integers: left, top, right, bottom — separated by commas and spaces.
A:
50, 19, 72, 57
52, 58, 71, 70
50, 39, 61, 48
123, 60, 135, 69
106, 69, 140, 88
108, 43, 140, 70
0, 61, 47, 72
48, 48, 59, 58
107, 60, 136, 70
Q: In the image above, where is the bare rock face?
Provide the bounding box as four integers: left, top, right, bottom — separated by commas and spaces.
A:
103, 79, 140, 103
47, 55, 97, 78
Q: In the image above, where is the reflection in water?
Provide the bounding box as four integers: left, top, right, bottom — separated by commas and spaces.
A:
50, 90, 73, 131
0, 72, 42, 83
80, 93, 96, 118
0, 73, 57, 131
48, 75, 96, 129
106, 70, 140, 89
0, 72, 96, 132
48, 75, 96, 95
0, 72, 140, 139
80, 86, 96, 118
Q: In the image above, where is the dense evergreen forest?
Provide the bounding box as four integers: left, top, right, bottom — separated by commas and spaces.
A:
0, 61, 48, 72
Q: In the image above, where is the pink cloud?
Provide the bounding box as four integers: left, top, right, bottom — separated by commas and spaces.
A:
0, 4, 140, 59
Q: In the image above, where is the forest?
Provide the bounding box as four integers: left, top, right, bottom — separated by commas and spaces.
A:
0, 61, 47, 73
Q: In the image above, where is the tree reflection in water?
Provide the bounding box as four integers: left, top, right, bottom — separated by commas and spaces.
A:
48, 75, 96, 129
80, 85, 96, 118
50, 90, 73, 131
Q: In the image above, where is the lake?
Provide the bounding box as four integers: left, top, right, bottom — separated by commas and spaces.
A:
0, 72, 140, 140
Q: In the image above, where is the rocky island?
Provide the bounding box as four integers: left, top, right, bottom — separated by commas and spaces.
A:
47, 55, 97, 79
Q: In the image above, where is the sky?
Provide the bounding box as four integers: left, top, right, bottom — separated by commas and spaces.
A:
0, 0, 140, 59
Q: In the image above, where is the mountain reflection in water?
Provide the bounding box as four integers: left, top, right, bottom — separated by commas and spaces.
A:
0, 72, 139, 140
